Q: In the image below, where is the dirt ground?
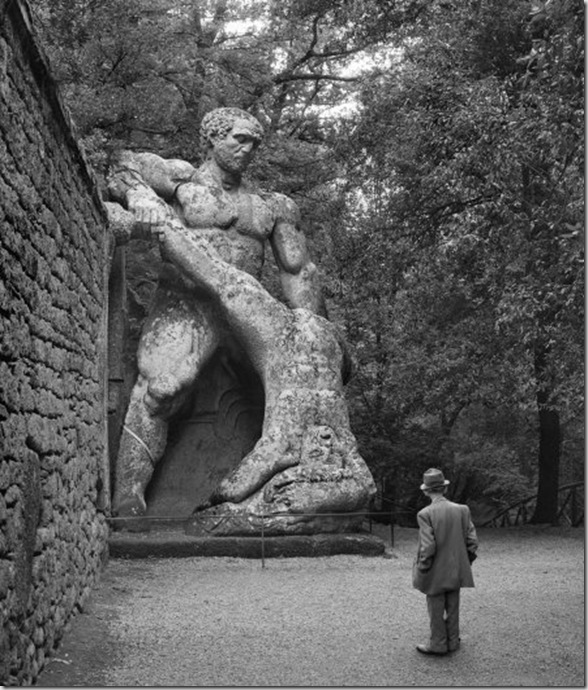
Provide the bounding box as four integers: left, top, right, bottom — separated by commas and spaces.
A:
35, 525, 584, 688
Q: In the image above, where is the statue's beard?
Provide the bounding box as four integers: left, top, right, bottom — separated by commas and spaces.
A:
214, 148, 251, 175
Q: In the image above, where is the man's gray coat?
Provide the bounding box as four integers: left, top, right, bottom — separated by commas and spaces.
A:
413, 496, 478, 595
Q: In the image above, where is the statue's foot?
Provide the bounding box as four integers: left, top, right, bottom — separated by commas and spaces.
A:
113, 494, 147, 518
110, 494, 149, 533
192, 499, 212, 514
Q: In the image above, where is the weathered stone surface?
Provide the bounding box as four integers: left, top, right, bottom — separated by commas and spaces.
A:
109, 529, 385, 559
106, 108, 374, 532
143, 348, 264, 517
107, 108, 330, 520
0, 0, 109, 683
157, 226, 376, 535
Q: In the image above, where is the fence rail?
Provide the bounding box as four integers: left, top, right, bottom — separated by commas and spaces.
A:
105, 480, 584, 565
107, 508, 398, 567
107, 509, 394, 537
480, 481, 584, 528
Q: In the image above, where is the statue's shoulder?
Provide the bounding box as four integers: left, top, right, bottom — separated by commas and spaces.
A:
188, 168, 213, 188
258, 190, 301, 225
112, 149, 193, 172
164, 156, 196, 179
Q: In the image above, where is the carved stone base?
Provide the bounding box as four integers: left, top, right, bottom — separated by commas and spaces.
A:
185, 510, 365, 537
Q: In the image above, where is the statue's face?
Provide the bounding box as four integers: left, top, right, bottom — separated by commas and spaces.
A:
211, 118, 261, 174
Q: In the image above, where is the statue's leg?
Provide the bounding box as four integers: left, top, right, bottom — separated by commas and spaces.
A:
112, 292, 219, 517
112, 376, 167, 517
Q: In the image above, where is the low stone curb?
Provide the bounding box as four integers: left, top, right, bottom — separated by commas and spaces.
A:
108, 530, 386, 559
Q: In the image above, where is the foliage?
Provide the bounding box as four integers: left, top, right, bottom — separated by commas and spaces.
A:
33, 0, 398, 182
331, 0, 584, 516
34, 0, 584, 520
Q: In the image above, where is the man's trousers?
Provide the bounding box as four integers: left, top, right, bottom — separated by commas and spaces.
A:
426, 589, 460, 653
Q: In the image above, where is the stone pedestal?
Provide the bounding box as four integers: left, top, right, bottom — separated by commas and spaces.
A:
108, 529, 386, 558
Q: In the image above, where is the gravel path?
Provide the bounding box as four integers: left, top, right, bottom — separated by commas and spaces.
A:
36, 525, 584, 687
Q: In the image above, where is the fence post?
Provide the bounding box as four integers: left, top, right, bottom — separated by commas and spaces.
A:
260, 514, 266, 569
571, 487, 578, 526
390, 501, 395, 549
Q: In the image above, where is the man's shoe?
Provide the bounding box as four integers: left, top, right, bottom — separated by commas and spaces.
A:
448, 637, 461, 652
416, 644, 447, 656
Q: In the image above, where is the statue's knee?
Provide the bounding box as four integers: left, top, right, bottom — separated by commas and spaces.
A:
144, 374, 182, 415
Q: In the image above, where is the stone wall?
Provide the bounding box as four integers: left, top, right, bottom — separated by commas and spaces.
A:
0, 0, 110, 684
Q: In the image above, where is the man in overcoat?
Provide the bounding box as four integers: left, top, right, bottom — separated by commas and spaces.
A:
413, 468, 479, 655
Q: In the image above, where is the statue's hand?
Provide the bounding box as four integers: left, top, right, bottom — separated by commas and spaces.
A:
104, 202, 134, 245
127, 192, 172, 231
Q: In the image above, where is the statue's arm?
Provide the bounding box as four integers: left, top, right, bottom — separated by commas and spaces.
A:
158, 223, 286, 342
267, 193, 355, 382
267, 194, 327, 317
107, 150, 195, 225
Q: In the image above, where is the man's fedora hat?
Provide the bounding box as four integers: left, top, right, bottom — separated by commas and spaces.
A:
420, 468, 450, 491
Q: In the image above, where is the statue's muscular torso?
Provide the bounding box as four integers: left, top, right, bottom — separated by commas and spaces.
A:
171, 174, 276, 281
108, 150, 323, 316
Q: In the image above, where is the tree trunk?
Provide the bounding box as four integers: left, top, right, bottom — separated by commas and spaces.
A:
530, 345, 561, 524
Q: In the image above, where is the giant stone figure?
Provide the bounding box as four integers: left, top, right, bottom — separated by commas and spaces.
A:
106, 107, 375, 533
155, 222, 376, 535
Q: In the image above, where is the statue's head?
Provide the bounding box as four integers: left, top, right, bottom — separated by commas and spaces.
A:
200, 108, 264, 174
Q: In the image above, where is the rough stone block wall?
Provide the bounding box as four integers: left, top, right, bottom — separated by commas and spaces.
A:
0, 0, 110, 684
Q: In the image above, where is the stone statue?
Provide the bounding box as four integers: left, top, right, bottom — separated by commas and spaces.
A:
106, 108, 329, 518
151, 221, 376, 535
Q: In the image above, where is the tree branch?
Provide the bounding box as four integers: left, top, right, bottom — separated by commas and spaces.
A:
274, 72, 359, 84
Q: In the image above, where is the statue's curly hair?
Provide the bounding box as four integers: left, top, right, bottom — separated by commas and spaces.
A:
200, 108, 264, 153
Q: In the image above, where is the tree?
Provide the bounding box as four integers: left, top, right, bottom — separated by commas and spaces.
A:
35, 0, 583, 521
34, 0, 401, 181
509, 0, 584, 522
333, 0, 584, 519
